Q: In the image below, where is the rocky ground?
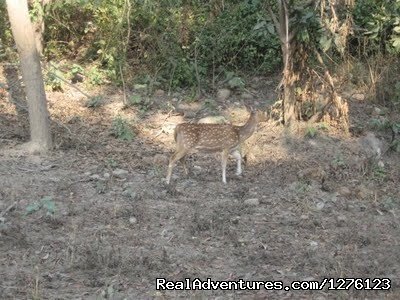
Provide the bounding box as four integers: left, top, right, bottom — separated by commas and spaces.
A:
1, 74, 399, 299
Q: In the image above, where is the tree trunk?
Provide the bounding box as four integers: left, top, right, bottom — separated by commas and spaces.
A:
6, 0, 52, 152
268, 0, 297, 126
283, 71, 296, 125
280, 0, 296, 126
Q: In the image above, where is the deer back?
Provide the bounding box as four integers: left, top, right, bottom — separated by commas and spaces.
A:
175, 123, 240, 152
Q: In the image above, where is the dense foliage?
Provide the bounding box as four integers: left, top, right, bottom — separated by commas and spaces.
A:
35, 0, 281, 89
0, 0, 399, 104
352, 0, 400, 55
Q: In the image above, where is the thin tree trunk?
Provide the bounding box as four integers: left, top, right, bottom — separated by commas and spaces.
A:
268, 0, 297, 126
280, 0, 296, 125
6, 0, 52, 152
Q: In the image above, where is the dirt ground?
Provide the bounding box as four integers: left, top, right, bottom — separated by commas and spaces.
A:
1, 75, 399, 299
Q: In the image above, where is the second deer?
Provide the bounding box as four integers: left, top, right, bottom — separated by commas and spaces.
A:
166, 108, 267, 184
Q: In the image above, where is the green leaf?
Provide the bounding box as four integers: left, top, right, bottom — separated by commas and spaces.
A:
393, 26, 400, 33
120, 130, 135, 142
129, 94, 142, 105
320, 35, 332, 52
228, 77, 245, 89
392, 37, 400, 50
253, 21, 266, 31
305, 126, 317, 138
41, 197, 56, 215
26, 202, 41, 215
267, 23, 275, 35
224, 71, 235, 81
302, 11, 314, 21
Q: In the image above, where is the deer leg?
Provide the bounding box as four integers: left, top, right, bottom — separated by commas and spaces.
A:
221, 150, 229, 184
166, 150, 187, 184
232, 149, 242, 176
182, 155, 189, 176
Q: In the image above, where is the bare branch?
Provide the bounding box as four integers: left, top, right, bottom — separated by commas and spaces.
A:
266, 5, 282, 39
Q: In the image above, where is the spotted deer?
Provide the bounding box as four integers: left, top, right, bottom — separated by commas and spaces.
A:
166, 108, 267, 184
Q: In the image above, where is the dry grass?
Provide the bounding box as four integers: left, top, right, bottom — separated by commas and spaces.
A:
1, 71, 400, 299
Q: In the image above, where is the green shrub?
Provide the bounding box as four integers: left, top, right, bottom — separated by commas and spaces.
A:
26, 196, 56, 216
45, 64, 64, 91
85, 96, 104, 108
305, 126, 318, 138
352, 0, 400, 55
111, 116, 135, 141
42, 0, 281, 90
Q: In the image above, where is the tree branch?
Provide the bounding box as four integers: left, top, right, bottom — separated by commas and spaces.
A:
267, 5, 282, 39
